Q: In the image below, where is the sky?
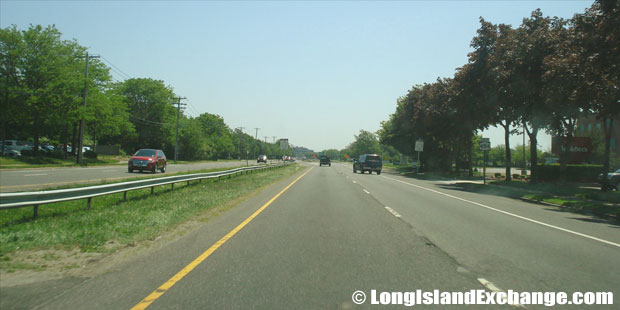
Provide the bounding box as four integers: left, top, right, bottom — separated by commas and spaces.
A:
0, 0, 594, 152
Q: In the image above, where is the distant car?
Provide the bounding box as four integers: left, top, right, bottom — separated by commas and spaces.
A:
128, 149, 167, 173
353, 154, 382, 175
598, 168, 620, 191
319, 155, 331, 167
257, 155, 267, 163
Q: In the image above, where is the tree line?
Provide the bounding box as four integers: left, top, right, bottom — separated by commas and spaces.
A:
376, 0, 619, 184
0, 25, 294, 161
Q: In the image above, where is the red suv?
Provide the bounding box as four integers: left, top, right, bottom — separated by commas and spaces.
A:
128, 149, 167, 173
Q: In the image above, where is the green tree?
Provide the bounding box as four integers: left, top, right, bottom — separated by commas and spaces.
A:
115, 78, 176, 154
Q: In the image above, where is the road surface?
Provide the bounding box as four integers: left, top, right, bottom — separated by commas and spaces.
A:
0, 160, 264, 192
2, 162, 618, 309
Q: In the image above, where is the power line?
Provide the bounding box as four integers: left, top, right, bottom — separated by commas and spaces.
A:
101, 56, 132, 80
129, 115, 170, 126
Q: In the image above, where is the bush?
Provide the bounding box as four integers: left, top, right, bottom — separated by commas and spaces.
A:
20, 149, 34, 157
536, 164, 603, 182
512, 174, 520, 179
494, 173, 502, 178
84, 150, 98, 159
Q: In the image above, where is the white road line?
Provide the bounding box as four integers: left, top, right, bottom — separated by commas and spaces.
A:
23, 174, 47, 177
352, 180, 357, 184
478, 278, 526, 308
384, 206, 402, 218
363, 189, 370, 194
382, 175, 620, 249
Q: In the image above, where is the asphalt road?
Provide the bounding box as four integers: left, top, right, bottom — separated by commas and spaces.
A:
0, 160, 265, 192
2, 162, 618, 309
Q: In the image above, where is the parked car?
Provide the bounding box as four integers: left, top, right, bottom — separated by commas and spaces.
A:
2, 148, 21, 157
257, 155, 267, 163
319, 155, 331, 167
598, 168, 620, 191
353, 154, 382, 175
128, 149, 167, 173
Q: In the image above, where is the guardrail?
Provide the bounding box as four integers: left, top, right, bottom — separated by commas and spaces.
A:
0, 163, 287, 218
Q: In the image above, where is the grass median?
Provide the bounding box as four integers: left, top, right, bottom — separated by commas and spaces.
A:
0, 164, 302, 271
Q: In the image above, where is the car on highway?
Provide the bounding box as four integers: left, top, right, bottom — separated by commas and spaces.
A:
257, 155, 267, 163
128, 149, 167, 173
353, 154, 382, 175
319, 155, 331, 167
598, 168, 620, 190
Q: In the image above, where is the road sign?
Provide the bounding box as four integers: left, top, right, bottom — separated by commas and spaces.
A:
480, 138, 491, 151
415, 139, 424, 152
280, 139, 288, 150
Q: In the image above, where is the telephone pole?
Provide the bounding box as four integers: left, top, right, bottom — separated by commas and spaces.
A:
77, 52, 99, 164
171, 97, 187, 163
253, 128, 260, 159
272, 136, 276, 143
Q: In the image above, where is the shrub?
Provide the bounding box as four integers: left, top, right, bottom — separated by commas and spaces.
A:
494, 173, 502, 178
512, 174, 520, 179
536, 164, 603, 182
84, 150, 98, 159
20, 149, 34, 157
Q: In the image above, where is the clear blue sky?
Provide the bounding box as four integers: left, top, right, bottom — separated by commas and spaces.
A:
1, 0, 593, 152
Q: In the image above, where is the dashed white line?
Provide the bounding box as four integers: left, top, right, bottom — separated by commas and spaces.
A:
23, 174, 47, 177
384, 206, 402, 218
352, 180, 357, 184
382, 175, 620, 249
478, 278, 526, 308
363, 189, 370, 194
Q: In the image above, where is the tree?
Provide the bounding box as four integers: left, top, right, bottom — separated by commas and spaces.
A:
115, 78, 176, 154
572, 0, 620, 190
348, 130, 381, 159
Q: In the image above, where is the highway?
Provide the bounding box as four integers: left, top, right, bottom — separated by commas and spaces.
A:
0, 160, 258, 192
2, 161, 618, 309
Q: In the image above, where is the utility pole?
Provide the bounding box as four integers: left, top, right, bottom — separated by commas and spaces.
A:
77, 52, 100, 164
264, 136, 268, 143
272, 136, 276, 143
236, 127, 246, 165
253, 128, 260, 159
171, 97, 187, 163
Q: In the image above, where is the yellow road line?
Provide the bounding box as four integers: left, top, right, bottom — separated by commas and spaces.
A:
130, 167, 313, 310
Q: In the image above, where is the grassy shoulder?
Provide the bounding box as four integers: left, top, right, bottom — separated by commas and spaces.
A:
0, 164, 302, 272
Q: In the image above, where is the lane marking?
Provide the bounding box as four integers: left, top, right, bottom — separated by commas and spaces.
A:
363, 189, 370, 194
478, 278, 526, 308
23, 174, 47, 177
382, 176, 620, 249
131, 167, 314, 310
384, 206, 402, 218
352, 180, 357, 184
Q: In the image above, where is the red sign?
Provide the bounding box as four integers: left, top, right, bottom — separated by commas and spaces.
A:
551, 137, 592, 164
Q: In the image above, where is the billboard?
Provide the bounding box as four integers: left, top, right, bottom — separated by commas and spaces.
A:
551, 137, 592, 164
279, 138, 289, 150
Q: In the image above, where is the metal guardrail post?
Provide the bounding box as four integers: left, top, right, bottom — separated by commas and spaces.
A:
123, 191, 127, 201
87, 197, 92, 210
33, 205, 38, 219
151, 187, 154, 195
171, 183, 174, 190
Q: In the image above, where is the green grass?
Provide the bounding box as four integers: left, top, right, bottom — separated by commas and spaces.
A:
0, 164, 302, 260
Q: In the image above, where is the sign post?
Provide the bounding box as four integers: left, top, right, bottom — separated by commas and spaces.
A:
480, 138, 491, 184
414, 139, 424, 174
